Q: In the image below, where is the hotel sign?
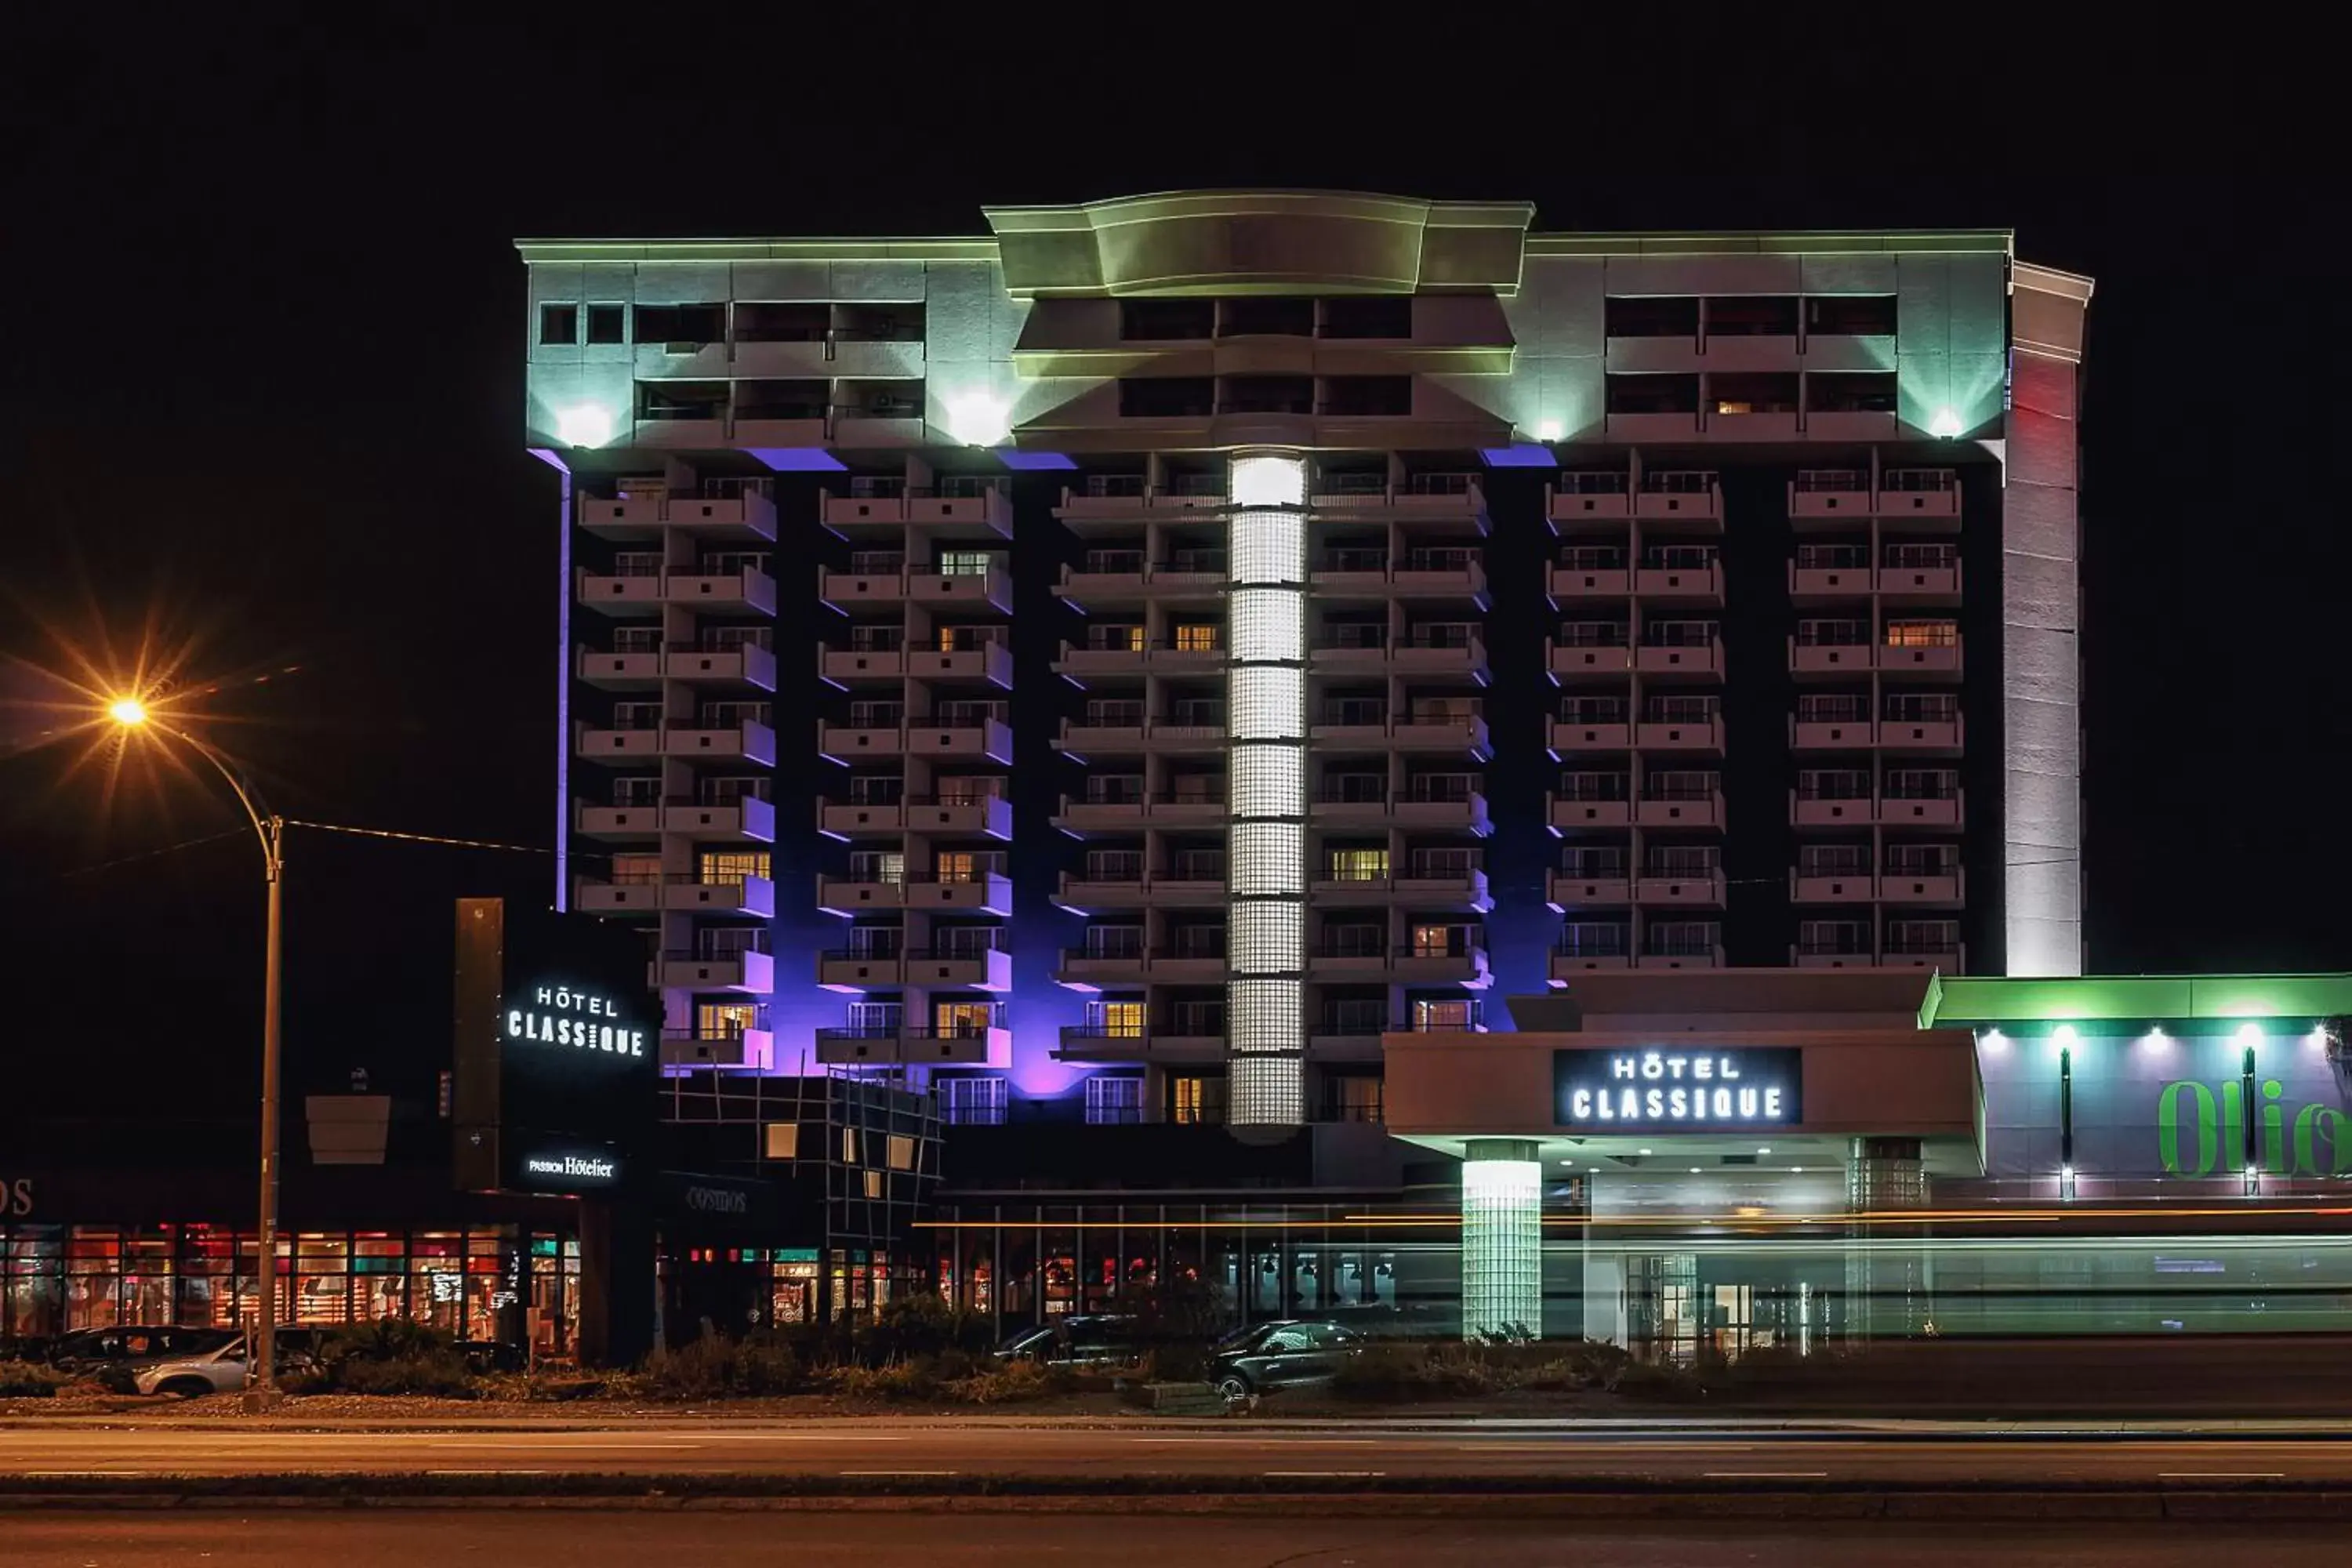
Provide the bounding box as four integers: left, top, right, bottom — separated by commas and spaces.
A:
1555, 1047, 1803, 1130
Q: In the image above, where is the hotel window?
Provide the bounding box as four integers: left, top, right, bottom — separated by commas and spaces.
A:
1324, 1075, 1385, 1123
1085, 1076, 1145, 1126
699, 1002, 760, 1040
863, 1171, 885, 1200
936, 550, 996, 577
1327, 848, 1388, 883
1413, 997, 1478, 1031
935, 851, 988, 884
1170, 1075, 1217, 1125
1089, 623, 1147, 652
848, 850, 905, 884
846, 1000, 902, 1035
1885, 619, 1959, 648
938, 1077, 1007, 1127
935, 1001, 995, 1037
1411, 923, 1468, 958
612, 776, 661, 808
764, 1123, 800, 1159
841, 1128, 858, 1163
585, 303, 625, 343
886, 1134, 916, 1172
698, 850, 770, 885
1092, 1000, 1145, 1039
1174, 622, 1221, 652
610, 853, 662, 887
539, 303, 579, 345
936, 777, 999, 804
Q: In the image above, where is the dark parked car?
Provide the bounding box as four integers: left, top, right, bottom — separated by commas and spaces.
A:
45, 1326, 238, 1374
1207, 1319, 1363, 1400
993, 1314, 1145, 1368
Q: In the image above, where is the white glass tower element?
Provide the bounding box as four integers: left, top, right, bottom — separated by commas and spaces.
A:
1461, 1138, 1541, 1338
1225, 452, 1308, 1125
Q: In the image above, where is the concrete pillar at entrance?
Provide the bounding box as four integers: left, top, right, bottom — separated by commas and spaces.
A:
1461, 1138, 1541, 1340
1845, 1136, 1928, 1342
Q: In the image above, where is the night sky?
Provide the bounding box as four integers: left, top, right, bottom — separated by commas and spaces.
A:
5, 18, 2340, 1120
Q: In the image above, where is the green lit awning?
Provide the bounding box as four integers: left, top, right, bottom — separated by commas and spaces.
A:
1919, 974, 2352, 1030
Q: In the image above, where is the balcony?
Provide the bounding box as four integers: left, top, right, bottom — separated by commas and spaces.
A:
1637, 942, 1725, 970
1549, 714, 1632, 754
1878, 470, 1963, 522
1635, 473, 1721, 522
1788, 555, 1874, 603
1551, 927, 1633, 978
1549, 559, 1632, 601
819, 794, 1014, 840
575, 568, 665, 615
1055, 639, 1227, 679
817, 876, 906, 915
1392, 865, 1494, 910
1787, 471, 1872, 520
658, 949, 775, 994
662, 720, 777, 764
1546, 477, 1634, 524
576, 722, 662, 760
1635, 788, 1724, 829
1388, 943, 1492, 985
576, 648, 662, 689
820, 947, 1012, 993
1548, 868, 1632, 909
1548, 633, 1634, 680
1635, 712, 1724, 753
661, 1029, 773, 1071
1052, 1025, 1225, 1065
1789, 630, 1873, 677
1548, 786, 1633, 830
661, 797, 778, 843
818, 568, 909, 611
663, 567, 778, 615
1791, 785, 1874, 827
818, 641, 1012, 689
1392, 789, 1491, 833
659, 875, 775, 918
575, 804, 660, 839
1881, 787, 1965, 828
1060, 947, 1229, 987
1791, 865, 1873, 903
1793, 941, 1876, 970
1635, 869, 1726, 906
1880, 866, 1965, 906
1790, 712, 1874, 750
663, 643, 779, 691
908, 565, 1013, 614
1878, 555, 1964, 604
1315, 475, 1487, 522
1880, 633, 1964, 678
1882, 937, 1966, 971
1636, 635, 1723, 680
904, 715, 1015, 763
1386, 713, 1491, 755
572, 877, 659, 915
1389, 632, 1488, 676
1634, 559, 1723, 603
1388, 557, 1489, 601
1055, 716, 1225, 758
817, 1025, 1010, 1068
1053, 870, 1224, 912
1879, 711, 1965, 755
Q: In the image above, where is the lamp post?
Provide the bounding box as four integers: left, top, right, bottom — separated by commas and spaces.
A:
109, 698, 286, 1409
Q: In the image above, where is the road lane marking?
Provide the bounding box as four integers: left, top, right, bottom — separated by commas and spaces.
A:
425, 1469, 548, 1476
1133, 1437, 1382, 1446
1264, 1470, 1385, 1478
1470, 1443, 1759, 1453
840, 1469, 958, 1477
1704, 1471, 1828, 1479
25, 1470, 147, 1478
2160, 1472, 2285, 1480
423, 1440, 703, 1450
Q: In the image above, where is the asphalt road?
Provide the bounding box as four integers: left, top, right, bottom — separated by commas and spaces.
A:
9, 1513, 2352, 1566
7, 1417, 2352, 1486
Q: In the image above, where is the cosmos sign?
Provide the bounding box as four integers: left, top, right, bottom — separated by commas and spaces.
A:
1555, 1048, 1803, 1131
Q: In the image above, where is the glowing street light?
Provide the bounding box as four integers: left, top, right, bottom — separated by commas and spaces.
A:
107, 696, 288, 1410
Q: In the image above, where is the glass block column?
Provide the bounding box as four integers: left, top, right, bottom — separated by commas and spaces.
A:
1845, 1134, 1928, 1341
1225, 451, 1308, 1127
1461, 1137, 1541, 1339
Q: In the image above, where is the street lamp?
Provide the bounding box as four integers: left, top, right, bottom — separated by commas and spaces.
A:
109, 697, 287, 1409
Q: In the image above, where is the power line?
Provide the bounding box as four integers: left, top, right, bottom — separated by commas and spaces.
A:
50, 826, 254, 882
283, 818, 551, 855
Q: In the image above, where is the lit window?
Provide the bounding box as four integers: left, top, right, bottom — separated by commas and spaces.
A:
864, 1171, 884, 1200
935, 851, 980, 884
841, 1128, 858, 1163
1411, 924, 1465, 958
699, 1002, 759, 1039
1885, 620, 1958, 648
610, 853, 662, 887
1097, 1000, 1145, 1038
937, 550, 994, 577
764, 1123, 800, 1160
1171, 1076, 1218, 1124
1327, 848, 1389, 882
1174, 622, 1222, 652
935, 1001, 994, 1036
886, 1134, 916, 1171
699, 850, 771, 884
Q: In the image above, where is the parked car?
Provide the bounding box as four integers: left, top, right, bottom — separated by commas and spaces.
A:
133, 1334, 318, 1399
46, 1326, 238, 1375
1207, 1319, 1363, 1400
993, 1314, 1145, 1368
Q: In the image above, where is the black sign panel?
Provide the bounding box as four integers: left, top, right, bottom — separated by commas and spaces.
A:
1554, 1047, 1804, 1131
453, 899, 658, 1196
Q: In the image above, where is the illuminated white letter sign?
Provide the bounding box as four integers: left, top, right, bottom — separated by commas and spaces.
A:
1553, 1048, 1802, 1129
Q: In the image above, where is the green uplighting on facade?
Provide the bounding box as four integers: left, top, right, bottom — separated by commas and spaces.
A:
1921, 974, 2352, 1030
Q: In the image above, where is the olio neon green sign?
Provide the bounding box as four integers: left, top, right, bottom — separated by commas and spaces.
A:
2158, 1079, 2352, 1176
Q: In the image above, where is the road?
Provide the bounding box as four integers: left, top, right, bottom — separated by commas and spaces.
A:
7, 1417, 2352, 1486
9, 1513, 2352, 1566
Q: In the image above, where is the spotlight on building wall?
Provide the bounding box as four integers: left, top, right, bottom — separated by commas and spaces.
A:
2237, 1022, 2264, 1047
944, 393, 1011, 448
2060, 1163, 2077, 1200
1980, 1028, 2007, 1054
2310, 1025, 2332, 1051
2051, 1023, 2078, 1058
1532, 419, 1564, 443
556, 404, 615, 449
2142, 1026, 2169, 1051
1929, 408, 1964, 440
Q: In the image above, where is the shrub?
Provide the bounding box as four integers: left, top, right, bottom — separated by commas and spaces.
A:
314, 1319, 478, 1398
638, 1334, 802, 1400
855, 1294, 994, 1364
942, 1359, 1078, 1405
0, 1359, 71, 1398
1609, 1359, 1706, 1403
1138, 1342, 1212, 1384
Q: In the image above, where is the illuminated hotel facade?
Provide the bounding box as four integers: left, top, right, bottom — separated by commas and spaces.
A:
524, 190, 2092, 1132
514, 191, 2154, 1343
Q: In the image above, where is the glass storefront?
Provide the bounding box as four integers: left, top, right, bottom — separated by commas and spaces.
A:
0, 1223, 580, 1356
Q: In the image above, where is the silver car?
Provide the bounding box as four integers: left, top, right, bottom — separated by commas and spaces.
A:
131, 1333, 269, 1398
